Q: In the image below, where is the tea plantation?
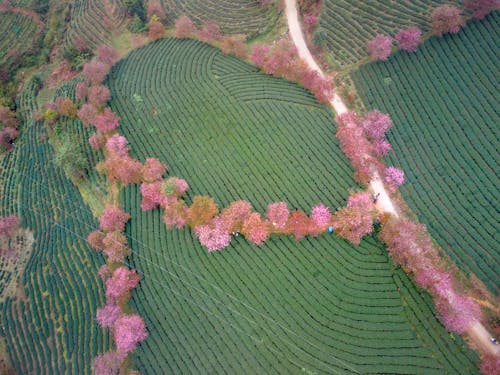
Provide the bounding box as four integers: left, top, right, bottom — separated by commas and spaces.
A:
107, 38, 479, 373
0, 79, 110, 374
352, 12, 499, 295
316, 0, 461, 69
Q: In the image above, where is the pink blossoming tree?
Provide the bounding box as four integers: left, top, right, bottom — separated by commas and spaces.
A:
366, 34, 393, 61
241, 212, 270, 245
106, 267, 141, 302
113, 314, 148, 354
430, 5, 464, 36
96, 304, 121, 328
395, 27, 422, 52
92, 351, 124, 375
92, 107, 120, 133
194, 217, 231, 251
384, 166, 405, 191
99, 206, 131, 232
266, 202, 290, 232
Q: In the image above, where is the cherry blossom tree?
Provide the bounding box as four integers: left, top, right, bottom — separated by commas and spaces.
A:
141, 157, 167, 182
148, 19, 165, 40
55, 97, 77, 118
480, 355, 500, 375
331, 192, 375, 245
241, 212, 270, 245
361, 110, 392, 141
250, 44, 271, 66
220, 200, 252, 233
92, 351, 124, 375
175, 15, 196, 38
89, 133, 105, 150
97, 45, 119, 66
373, 139, 392, 156
188, 196, 219, 227
87, 230, 105, 250
221, 35, 248, 59
163, 199, 189, 229
194, 217, 231, 251
266, 202, 290, 232
394, 27, 422, 52
310, 203, 331, 235
92, 107, 120, 133
113, 314, 148, 353
105, 134, 129, 157
77, 103, 97, 127
430, 5, 464, 36
140, 181, 164, 210
199, 20, 222, 42
106, 267, 140, 301
0, 106, 18, 128
366, 34, 393, 61
384, 166, 405, 191
464, 0, 500, 20
336, 112, 380, 184
287, 210, 311, 240
96, 304, 121, 328
83, 60, 109, 85
88, 85, 111, 109
99, 206, 131, 232
102, 231, 131, 262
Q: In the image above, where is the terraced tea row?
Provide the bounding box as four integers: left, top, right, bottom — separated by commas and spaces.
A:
317, 0, 461, 68
160, 0, 277, 38
0, 11, 38, 68
0, 82, 110, 374
352, 12, 499, 294
108, 38, 478, 373
64, 0, 126, 51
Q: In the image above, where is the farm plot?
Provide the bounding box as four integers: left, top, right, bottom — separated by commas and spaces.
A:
64, 0, 126, 52
0, 81, 110, 374
160, 0, 278, 38
0, 12, 38, 69
317, 0, 461, 69
109, 38, 478, 373
352, 13, 500, 295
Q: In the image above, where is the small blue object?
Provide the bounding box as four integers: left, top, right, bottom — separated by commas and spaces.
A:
328, 226, 334, 233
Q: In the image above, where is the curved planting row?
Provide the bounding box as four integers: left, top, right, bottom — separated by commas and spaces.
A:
0, 81, 110, 374
0, 11, 38, 68
160, 0, 277, 38
351, 13, 499, 295
108, 38, 478, 373
317, 0, 461, 68
64, 0, 126, 51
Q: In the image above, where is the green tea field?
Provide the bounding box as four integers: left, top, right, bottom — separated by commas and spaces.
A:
107, 38, 479, 373
0, 79, 110, 374
352, 12, 499, 295
160, 0, 278, 37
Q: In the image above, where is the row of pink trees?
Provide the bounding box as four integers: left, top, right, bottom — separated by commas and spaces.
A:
139, 175, 342, 252
366, 3, 499, 61
68, 45, 152, 374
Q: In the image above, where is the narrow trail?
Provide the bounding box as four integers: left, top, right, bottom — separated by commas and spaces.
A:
284, 0, 499, 358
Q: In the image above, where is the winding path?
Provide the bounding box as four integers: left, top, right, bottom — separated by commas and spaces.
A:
284, 0, 499, 358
